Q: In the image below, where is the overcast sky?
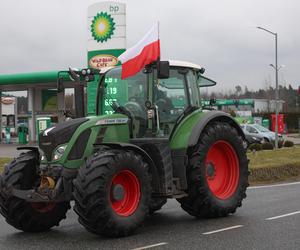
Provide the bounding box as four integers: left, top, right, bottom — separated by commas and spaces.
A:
0, 0, 299, 93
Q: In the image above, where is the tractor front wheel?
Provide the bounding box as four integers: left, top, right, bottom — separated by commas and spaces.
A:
178, 122, 249, 218
73, 150, 151, 237
0, 152, 70, 232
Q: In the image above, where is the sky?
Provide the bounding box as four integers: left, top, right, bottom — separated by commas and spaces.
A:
0, 0, 299, 94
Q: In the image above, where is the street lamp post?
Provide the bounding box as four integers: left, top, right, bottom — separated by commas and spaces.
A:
257, 26, 279, 149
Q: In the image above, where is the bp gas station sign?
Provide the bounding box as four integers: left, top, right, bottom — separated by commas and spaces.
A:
87, 1, 126, 114
87, 2, 126, 67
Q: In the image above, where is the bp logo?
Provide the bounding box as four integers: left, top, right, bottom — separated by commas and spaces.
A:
91, 12, 115, 43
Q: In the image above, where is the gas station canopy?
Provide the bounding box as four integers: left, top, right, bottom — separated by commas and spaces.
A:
0, 71, 71, 91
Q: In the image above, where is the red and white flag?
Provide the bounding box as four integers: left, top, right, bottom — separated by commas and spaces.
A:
118, 22, 160, 79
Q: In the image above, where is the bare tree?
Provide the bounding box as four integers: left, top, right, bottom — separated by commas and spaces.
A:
235, 85, 242, 97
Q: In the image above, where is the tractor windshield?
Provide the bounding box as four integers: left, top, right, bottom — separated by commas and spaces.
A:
101, 67, 148, 115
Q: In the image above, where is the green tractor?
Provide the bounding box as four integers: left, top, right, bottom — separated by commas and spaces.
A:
0, 61, 248, 237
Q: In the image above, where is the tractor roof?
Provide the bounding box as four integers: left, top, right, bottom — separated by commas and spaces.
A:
168, 60, 202, 70
100, 60, 203, 74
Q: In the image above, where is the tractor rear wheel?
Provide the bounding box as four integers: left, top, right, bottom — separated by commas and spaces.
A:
0, 151, 70, 232
73, 150, 151, 237
178, 122, 249, 218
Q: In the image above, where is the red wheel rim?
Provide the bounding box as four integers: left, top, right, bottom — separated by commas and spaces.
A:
205, 140, 239, 200
110, 170, 141, 217
31, 202, 56, 213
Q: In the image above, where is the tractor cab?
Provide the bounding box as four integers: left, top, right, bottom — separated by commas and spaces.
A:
98, 61, 216, 139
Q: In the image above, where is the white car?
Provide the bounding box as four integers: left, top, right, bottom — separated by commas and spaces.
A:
241, 124, 284, 145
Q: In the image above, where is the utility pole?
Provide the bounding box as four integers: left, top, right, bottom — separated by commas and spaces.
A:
257, 26, 279, 149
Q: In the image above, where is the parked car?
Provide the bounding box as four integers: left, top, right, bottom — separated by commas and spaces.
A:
240, 123, 284, 145
240, 124, 264, 147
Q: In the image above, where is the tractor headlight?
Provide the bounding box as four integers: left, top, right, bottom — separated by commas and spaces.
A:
40, 150, 46, 161
53, 145, 67, 161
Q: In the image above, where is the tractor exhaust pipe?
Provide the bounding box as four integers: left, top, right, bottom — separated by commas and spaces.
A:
74, 82, 85, 118
69, 68, 85, 118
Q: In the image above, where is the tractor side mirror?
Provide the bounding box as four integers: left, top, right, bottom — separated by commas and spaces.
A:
69, 67, 80, 82
157, 61, 170, 79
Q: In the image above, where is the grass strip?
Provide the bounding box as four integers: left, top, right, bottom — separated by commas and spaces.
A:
0, 158, 11, 173
248, 146, 300, 169
248, 146, 300, 184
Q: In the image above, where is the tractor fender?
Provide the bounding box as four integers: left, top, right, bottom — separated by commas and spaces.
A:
188, 111, 245, 147
17, 146, 40, 155
97, 142, 162, 193
16, 146, 40, 161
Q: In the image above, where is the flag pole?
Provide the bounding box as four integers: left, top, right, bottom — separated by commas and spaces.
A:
158, 21, 160, 41
156, 21, 160, 70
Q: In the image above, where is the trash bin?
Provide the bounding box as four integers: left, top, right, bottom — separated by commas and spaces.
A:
271, 114, 284, 133
5, 127, 11, 144
18, 124, 28, 144
36, 117, 51, 142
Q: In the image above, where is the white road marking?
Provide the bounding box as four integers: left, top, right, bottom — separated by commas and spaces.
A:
265, 210, 300, 221
248, 181, 300, 190
202, 225, 243, 235
131, 242, 168, 250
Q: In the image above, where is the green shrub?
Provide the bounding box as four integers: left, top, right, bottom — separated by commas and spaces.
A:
261, 142, 274, 150
284, 140, 294, 147
248, 143, 262, 151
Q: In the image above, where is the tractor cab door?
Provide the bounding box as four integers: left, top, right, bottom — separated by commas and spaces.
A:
153, 67, 200, 138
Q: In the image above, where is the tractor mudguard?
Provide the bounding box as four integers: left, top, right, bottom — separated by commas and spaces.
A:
17, 146, 40, 156
188, 111, 245, 147
95, 142, 162, 194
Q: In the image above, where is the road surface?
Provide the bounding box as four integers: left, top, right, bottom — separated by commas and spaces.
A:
0, 182, 300, 250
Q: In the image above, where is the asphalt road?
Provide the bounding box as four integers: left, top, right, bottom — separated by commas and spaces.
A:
0, 182, 300, 250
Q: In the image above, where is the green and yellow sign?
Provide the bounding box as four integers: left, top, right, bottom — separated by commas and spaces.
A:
87, 2, 126, 69
87, 2, 126, 115
91, 12, 115, 43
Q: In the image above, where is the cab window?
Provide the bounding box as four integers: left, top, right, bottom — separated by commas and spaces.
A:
155, 69, 187, 122
154, 68, 190, 136
186, 70, 200, 107
101, 67, 148, 137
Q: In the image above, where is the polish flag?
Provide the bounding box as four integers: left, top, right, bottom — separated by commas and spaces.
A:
118, 23, 160, 79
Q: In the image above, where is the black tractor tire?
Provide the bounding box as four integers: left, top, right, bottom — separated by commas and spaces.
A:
178, 122, 249, 218
149, 197, 167, 214
73, 150, 151, 237
0, 151, 70, 232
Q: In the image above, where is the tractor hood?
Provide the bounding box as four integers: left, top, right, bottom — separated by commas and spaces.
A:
39, 117, 88, 161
